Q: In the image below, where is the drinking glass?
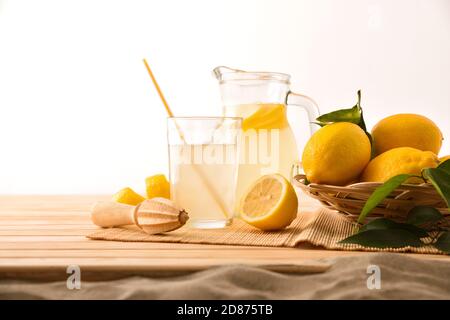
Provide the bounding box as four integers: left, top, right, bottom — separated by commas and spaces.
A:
167, 117, 242, 228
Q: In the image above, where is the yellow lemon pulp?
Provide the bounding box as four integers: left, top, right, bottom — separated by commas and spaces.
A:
242, 103, 289, 131
361, 147, 439, 183
240, 174, 298, 231
145, 174, 170, 199
112, 187, 146, 205
372, 113, 443, 156
302, 122, 371, 186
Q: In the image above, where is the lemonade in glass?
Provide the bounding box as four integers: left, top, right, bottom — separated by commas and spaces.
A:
168, 117, 241, 228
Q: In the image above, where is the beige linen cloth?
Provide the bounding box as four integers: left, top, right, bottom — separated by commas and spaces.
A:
2, 254, 450, 299
87, 204, 445, 255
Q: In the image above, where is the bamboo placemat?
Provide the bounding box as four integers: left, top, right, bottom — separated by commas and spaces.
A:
87, 207, 444, 255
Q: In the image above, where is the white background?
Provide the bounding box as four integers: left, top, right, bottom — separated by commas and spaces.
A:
0, 0, 449, 194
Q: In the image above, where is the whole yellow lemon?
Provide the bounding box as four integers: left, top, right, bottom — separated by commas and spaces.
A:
371, 114, 443, 156
302, 122, 371, 186
361, 147, 439, 183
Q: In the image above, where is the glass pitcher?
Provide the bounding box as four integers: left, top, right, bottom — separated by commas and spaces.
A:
213, 66, 320, 207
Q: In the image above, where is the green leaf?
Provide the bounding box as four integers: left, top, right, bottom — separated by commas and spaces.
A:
316, 90, 365, 127
339, 229, 423, 248
360, 218, 429, 238
316, 104, 361, 125
434, 232, 450, 254
407, 206, 444, 226
397, 224, 430, 238
357, 174, 414, 224
423, 168, 450, 208
359, 218, 397, 231
438, 159, 450, 175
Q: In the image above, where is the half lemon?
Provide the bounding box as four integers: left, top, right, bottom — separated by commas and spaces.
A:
239, 174, 298, 231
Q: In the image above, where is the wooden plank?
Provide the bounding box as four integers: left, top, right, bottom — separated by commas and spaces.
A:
0, 257, 331, 267
0, 214, 90, 219
0, 225, 97, 230
0, 224, 96, 236
0, 246, 448, 261
0, 213, 90, 217
0, 230, 94, 236
0, 240, 312, 250
0, 248, 355, 258
0, 194, 107, 203
0, 259, 332, 280
0, 220, 91, 225
0, 235, 88, 242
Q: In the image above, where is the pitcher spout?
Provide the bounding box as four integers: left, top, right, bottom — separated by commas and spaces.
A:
212, 66, 245, 81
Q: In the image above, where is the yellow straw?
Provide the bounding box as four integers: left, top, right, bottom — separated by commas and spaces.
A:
143, 59, 173, 117
142, 58, 230, 219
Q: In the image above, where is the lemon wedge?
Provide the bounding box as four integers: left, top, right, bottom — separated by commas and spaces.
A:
112, 187, 146, 205
242, 104, 289, 131
239, 174, 298, 230
145, 174, 171, 199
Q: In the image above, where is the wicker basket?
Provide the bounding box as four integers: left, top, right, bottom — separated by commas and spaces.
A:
293, 174, 449, 223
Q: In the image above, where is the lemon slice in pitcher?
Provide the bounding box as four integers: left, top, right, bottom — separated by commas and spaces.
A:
239, 174, 298, 230
242, 104, 289, 131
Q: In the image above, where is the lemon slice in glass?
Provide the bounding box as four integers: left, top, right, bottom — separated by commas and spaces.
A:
239, 174, 298, 230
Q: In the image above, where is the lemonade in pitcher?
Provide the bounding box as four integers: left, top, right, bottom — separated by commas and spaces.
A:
214, 67, 319, 207
224, 103, 299, 202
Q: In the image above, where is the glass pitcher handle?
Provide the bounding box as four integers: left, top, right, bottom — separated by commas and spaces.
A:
286, 91, 320, 135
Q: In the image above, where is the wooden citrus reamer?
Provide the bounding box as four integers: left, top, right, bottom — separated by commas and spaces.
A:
91, 197, 189, 234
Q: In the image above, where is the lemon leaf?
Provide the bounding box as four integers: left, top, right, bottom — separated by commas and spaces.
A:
316, 104, 361, 125
339, 229, 423, 248
359, 218, 398, 231
423, 168, 450, 209
407, 206, 444, 226
438, 159, 450, 175
357, 174, 414, 224
359, 218, 429, 238
315, 90, 365, 127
